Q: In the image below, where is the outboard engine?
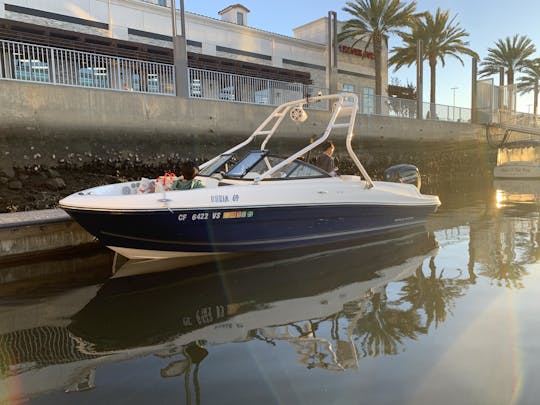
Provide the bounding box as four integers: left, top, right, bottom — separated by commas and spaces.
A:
384, 164, 421, 190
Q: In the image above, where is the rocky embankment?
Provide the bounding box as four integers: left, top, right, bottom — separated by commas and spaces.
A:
0, 158, 366, 213
0, 163, 187, 213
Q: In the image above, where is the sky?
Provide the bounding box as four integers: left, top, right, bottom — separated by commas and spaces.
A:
182, 0, 540, 112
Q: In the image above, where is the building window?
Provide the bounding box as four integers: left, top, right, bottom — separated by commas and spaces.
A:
363, 87, 374, 114
341, 84, 355, 103
342, 83, 355, 93
158, 0, 167, 6
237, 12, 244, 25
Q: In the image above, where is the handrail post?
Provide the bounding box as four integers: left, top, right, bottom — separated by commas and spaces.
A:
49, 48, 56, 84
116, 56, 121, 90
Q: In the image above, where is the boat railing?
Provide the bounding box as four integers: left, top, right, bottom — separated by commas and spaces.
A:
199, 93, 374, 188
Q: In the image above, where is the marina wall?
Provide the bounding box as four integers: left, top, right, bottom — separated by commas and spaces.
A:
0, 80, 486, 175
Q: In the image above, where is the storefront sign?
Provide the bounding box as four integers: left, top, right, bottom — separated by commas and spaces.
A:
339, 45, 375, 60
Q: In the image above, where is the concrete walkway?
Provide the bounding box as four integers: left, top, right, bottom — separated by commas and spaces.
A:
0, 208, 96, 261
0, 208, 71, 229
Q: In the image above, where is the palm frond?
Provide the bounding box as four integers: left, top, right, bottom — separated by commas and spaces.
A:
388, 8, 477, 103
339, 0, 421, 96
479, 34, 536, 83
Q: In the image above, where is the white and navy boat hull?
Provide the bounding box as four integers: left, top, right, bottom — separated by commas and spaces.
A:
63, 202, 436, 259
61, 178, 439, 259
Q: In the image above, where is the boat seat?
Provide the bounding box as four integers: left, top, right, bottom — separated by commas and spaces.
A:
197, 176, 219, 188
243, 172, 260, 179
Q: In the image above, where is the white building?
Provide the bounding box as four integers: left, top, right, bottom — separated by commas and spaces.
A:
0, 0, 386, 97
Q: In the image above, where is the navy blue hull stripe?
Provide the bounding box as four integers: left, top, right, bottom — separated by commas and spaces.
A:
101, 220, 426, 247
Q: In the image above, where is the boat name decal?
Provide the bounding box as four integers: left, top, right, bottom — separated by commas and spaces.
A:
210, 194, 240, 203
499, 167, 532, 173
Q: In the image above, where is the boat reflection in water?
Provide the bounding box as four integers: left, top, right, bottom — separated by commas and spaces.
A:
70, 230, 438, 369
494, 178, 540, 208
1, 229, 440, 402
453, 181, 540, 292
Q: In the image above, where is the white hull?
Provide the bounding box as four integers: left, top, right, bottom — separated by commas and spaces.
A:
109, 246, 224, 260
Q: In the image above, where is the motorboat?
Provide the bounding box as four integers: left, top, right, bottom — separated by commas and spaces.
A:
59, 93, 441, 259
493, 139, 540, 178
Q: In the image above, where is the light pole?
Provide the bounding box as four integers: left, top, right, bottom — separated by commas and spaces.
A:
451, 87, 458, 121
416, 40, 423, 120
171, 0, 188, 97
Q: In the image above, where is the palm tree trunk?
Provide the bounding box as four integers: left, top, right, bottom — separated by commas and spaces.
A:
373, 33, 383, 115
429, 57, 437, 119
507, 69, 515, 111
534, 80, 538, 124
507, 69, 514, 85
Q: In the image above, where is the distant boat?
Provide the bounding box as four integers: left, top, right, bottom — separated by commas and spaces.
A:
493, 139, 540, 178
59, 93, 440, 260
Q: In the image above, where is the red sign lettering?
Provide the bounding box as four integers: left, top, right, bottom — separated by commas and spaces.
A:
338, 45, 375, 60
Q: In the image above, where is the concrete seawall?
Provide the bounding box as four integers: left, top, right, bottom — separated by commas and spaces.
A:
0, 80, 486, 174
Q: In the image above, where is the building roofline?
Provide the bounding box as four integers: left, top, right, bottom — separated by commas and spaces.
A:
218, 4, 250, 15
292, 16, 329, 33
186, 11, 325, 49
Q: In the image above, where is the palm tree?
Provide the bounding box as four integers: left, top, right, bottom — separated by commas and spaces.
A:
517, 58, 540, 119
479, 34, 536, 86
338, 0, 421, 112
389, 8, 478, 115
479, 35, 536, 113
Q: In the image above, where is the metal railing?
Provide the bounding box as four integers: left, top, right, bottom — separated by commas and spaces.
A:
0, 39, 175, 95
0, 38, 473, 122
187, 67, 329, 110
370, 96, 471, 122
422, 102, 472, 123
497, 109, 540, 136
499, 109, 539, 127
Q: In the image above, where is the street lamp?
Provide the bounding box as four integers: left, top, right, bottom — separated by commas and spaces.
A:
171, 0, 188, 97
451, 87, 458, 121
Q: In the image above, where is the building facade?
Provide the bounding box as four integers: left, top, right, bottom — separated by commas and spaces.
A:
0, 0, 386, 96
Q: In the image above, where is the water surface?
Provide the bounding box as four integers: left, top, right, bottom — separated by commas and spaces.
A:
1, 177, 540, 404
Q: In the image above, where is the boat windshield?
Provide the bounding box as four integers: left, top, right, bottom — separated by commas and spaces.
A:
224, 152, 328, 180
225, 150, 268, 178
199, 154, 235, 176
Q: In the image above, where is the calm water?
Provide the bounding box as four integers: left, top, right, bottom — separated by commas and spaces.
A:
1, 176, 540, 405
